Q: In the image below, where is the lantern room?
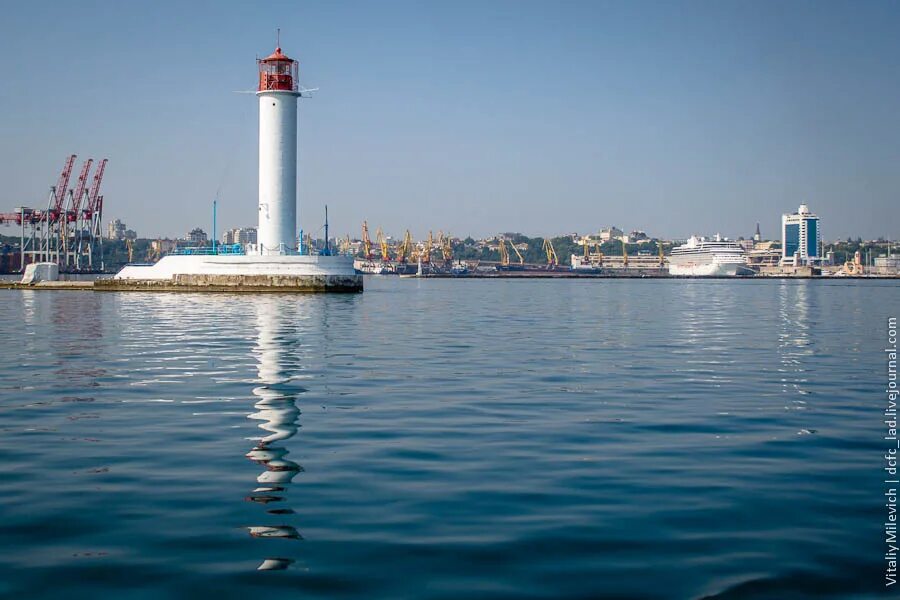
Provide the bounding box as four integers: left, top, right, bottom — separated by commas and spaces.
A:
258, 47, 298, 92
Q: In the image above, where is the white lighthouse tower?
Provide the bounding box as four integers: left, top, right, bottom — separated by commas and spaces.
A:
256, 45, 299, 255
112, 39, 360, 292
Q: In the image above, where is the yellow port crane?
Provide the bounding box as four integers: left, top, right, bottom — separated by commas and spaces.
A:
542, 238, 559, 267
422, 231, 433, 264
397, 230, 414, 263
500, 239, 525, 265
376, 227, 390, 261
361, 221, 374, 259
622, 239, 629, 268
440, 231, 453, 263
658, 242, 665, 267
499, 239, 510, 266
125, 238, 134, 263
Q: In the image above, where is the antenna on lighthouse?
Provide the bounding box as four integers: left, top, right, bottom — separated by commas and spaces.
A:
276, 28, 281, 49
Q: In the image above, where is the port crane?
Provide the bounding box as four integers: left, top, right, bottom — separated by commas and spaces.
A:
422, 231, 433, 264
361, 221, 374, 259
622, 240, 629, 268
0, 154, 107, 272
376, 227, 390, 262
510, 241, 524, 265
439, 231, 453, 263
51, 155, 77, 223
498, 239, 523, 267
69, 159, 93, 222
397, 230, 414, 263
542, 238, 559, 267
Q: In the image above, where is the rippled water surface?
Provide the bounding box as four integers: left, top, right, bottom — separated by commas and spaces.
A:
0, 278, 897, 599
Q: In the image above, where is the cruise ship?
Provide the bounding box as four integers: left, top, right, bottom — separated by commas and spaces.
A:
668, 235, 751, 276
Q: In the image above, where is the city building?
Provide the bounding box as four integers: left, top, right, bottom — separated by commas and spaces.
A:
738, 239, 755, 252
781, 204, 821, 266
150, 238, 178, 257
186, 228, 209, 245
627, 230, 648, 243
107, 219, 127, 240
874, 255, 900, 275
223, 227, 258, 246
599, 227, 624, 242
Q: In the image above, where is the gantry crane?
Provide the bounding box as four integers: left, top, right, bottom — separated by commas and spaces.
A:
51, 155, 77, 221
0, 154, 107, 272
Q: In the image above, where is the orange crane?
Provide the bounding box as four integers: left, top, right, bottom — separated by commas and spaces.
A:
622, 240, 629, 268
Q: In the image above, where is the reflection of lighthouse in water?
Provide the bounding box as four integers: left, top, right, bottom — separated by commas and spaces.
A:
245, 299, 305, 571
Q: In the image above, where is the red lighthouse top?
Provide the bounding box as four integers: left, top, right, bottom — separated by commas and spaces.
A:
258, 46, 298, 92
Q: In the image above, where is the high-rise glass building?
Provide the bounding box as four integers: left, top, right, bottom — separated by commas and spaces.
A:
781, 204, 821, 266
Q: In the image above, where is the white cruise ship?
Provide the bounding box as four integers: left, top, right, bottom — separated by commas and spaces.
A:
668, 235, 751, 276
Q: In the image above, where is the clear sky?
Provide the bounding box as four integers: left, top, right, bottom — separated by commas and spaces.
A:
0, 0, 897, 241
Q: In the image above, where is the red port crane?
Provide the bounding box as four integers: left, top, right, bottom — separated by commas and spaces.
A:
86, 158, 107, 217
68, 159, 93, 220
51, 154, 77, 217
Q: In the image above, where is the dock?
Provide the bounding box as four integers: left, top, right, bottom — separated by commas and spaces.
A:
0, 280, 95, 291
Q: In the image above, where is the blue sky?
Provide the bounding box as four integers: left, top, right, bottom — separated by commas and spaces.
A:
0, 0, 897, 241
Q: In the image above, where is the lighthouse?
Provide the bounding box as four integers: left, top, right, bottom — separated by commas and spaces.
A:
111, 39, 360, 292
256, 45, 300, 255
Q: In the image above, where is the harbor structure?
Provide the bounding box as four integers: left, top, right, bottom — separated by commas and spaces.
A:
0, 155, 108, 272
112, 39, 361, 292
781, 204, 821, 266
